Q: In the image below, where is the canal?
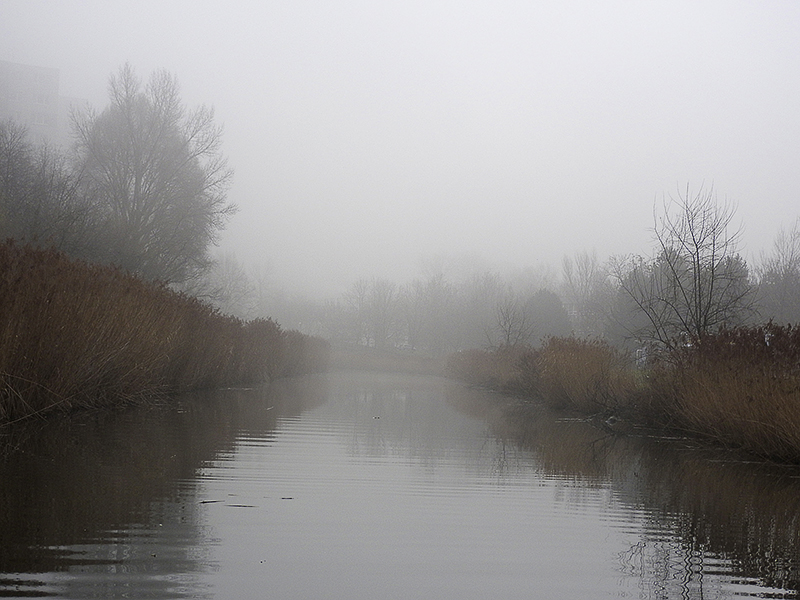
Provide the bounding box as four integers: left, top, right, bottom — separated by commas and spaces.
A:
1, 370, 799, 599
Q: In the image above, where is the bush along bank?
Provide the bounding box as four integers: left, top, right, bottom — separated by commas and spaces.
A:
446, 326, 800, 463
0, 241, 329, 424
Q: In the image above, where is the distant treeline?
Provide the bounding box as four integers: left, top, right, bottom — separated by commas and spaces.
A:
447, 328, 800, 463
268, 189, 800, 357
0, 242, 329, 424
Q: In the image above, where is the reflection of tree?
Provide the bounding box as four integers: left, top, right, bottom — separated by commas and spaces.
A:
5, 373, 799, 598
632, 454, 800, 596
325, 373, 481, 466
0, 375, 328, 597
326, 377, 800, 598
0, 406, 221, 576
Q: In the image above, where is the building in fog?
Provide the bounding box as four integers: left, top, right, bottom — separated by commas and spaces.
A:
0, 60, 87, 147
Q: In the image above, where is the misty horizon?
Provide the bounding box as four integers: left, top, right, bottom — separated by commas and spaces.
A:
3, 0, 799, 298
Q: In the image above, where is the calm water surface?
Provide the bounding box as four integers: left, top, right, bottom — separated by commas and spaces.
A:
2, 370, 800, 599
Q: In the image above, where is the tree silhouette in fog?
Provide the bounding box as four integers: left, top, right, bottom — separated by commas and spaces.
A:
0, 120, 94, 257
73, 64, 235, 284
756, 218, 800, 326
612, 186, 755, 348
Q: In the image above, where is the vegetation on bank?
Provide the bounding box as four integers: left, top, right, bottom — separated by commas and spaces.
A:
447, 326, 800, 462
0, 242, 329, 424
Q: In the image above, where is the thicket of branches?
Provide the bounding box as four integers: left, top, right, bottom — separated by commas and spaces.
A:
251, 186, 798, 355
5, 75, 798, 357
0, 66, 333, 424
1, 64, 234, 286
611, 186, 756, 349
438, 187, 800, 461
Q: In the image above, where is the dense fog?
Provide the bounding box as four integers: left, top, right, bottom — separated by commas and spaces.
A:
2, 0, 800, 332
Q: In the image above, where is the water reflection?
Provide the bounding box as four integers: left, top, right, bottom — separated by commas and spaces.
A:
458, 385, 800, 598
0, 375, 328, 598
0, 371, 798, 599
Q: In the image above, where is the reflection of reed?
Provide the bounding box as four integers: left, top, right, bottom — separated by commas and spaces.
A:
446, 383, 645, 482
0, 403, 216, 581
0, 373, 330, 593
447, 384, 800, 597
634, 450, 800, 594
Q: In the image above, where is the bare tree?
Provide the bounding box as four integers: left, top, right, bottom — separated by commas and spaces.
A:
367, 278, 396, 350
561, 250, 609, 337
612, 185, 755, 348
487, 294, 532, 348
0, 120, 94, 256
189, 251, 257, 319
397, 279, 427, 350
72, 64, 235, 283
343, 277, 397, 349
458, 271, 506, 350
344, 278, 370, 345
524, 288, 572, 345
756, 218, 800, 325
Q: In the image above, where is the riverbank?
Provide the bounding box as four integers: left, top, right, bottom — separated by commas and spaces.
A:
446, 327, 800, 463
0, 241, 329, 424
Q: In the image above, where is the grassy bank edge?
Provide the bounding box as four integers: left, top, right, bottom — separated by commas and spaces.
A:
0, 241, 329, 424
446, 329, 800, 463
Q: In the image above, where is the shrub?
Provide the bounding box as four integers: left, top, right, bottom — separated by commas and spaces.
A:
445, 325, 800, 462
446, 346, 530, 392
0, 241, 325, 423
535, 337, 640, 413
668, 324, 800, 460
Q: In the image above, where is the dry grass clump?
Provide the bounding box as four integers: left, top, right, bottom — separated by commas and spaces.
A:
0, 241, 329, 423
445, 339, 641, 414
446, 346, 531, 391
534, 337, 641, 413
446, 325, 800, 462
667, 324, 800, 460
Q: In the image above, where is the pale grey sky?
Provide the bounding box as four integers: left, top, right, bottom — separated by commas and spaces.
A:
3, 0, 799, 295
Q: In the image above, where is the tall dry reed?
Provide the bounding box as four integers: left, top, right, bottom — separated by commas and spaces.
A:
446, 346, 532, 392
0, 241, 329, 423
666, 324, 800, 460
447, 326, 800, 461
534, 337, 642, 414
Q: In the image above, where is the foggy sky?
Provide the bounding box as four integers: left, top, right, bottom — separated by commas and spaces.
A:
3, 0, 800, 296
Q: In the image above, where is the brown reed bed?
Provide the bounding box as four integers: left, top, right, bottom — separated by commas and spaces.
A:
664, 324, 800, 461
446, 327, 800, 462
446, 339, 646, 415
444, 346, 528, 390
0, 241, 329, 424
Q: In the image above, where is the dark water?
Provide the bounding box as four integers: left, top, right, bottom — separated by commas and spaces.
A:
2, 370, 800, 599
